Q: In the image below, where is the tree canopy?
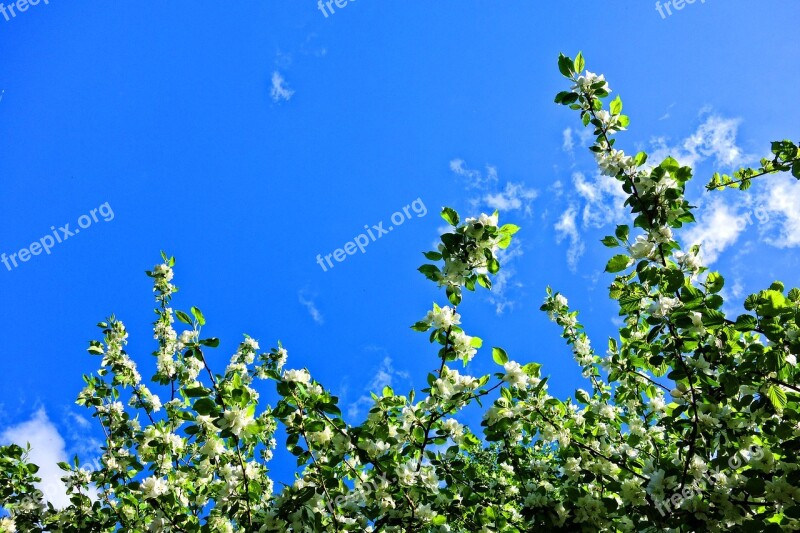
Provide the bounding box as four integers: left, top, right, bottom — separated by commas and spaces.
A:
2, 53, 800, 532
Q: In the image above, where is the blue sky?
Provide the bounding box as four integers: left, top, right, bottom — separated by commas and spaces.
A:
1, 0, 799, 503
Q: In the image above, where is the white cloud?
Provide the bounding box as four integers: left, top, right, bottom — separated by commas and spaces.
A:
555, 207, 585, 272
488, 241, 524, 314
659, 103, 675, 121
562, 128, 574, 153
757, 176, 800, 248
669, 174, 800, 266
484, 182, 538, 215
62, 410, 101, 460
1, 409, 71, 508
572, 171, 629, 229
682, 197, 748, 264
270, 71, 294, 102
549, 171, 627, 270
449, 159, 498, 190
298, 290, 324, 325
347, 356, 409, 419
649, 112, 746, 169
448, 160, 537, 215
562, 126, 593, 156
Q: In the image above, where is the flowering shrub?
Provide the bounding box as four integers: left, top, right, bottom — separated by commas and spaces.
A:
1, 53, 799, 532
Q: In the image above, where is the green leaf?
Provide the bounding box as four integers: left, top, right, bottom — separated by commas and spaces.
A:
745, 477, 766, 496
418, 264, 441, 281
554, 91, 579, 105
411, 321, 431, 332
492, 347, 509, 365
176, 310, 193, 325
757, 290, 788, 317
605, 255, 631, 273
575, 389, 590, 404
423, 251, 442, 261
305, 421, 325, 433
319, 403, 341, 416
610, 96, 623, 115
574, 52, 585, 74
601, 236, 619, 248
446, 286, 461, 306
200, 338, 219, 347
661, 157, 680, 173
185, 386, 210, 398
499, 224, 520, 235
734, 315, 758, 332
87, 344, 104, 355
767, 385, 787, 412
706, 272, 724, 293
704, 309, 726, 328
615, 225, 630, 241
441, 207, 459, 227
193, 398, 217, 416
523, 362, 542, 377
191, 306, 206, 326
557, 53, 575, 77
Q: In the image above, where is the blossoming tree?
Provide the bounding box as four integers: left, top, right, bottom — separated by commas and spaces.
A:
2, 54, 799, 532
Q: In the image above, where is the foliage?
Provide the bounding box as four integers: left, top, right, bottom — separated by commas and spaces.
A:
706, 140, 800, 191
2, 53, 799, 532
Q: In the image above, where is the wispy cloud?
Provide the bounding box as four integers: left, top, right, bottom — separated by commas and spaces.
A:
549, 171, 628, 270
757, 175, 800, 249
674, 173, 800, 265
659, 103, 675, 121
270, 71, 294, 103
562, 126, 594, 156
572, 171, 629, 229
298, 290, 324, 325
562, 127, 574, 153
449, 159, 537, 216
347, 355, 409, 419
682, 197, 748, 264
649, 111, 747, 169
555, 206, 585, 272
488, 241, 525, 314
484, 182, 538, 216
62, 410, 101, 460
449, 159, 498, 190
